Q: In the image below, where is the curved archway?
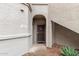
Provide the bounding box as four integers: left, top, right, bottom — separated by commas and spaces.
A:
33, 15, 46, 44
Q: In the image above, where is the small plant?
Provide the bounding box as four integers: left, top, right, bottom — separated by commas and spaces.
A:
61, 46, 79, 56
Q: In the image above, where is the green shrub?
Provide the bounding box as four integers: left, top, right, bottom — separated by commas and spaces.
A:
61, 46, 79, 56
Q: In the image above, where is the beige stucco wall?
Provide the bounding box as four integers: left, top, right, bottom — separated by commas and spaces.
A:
49, 4, 79, 48
32, 4, 48, 18
0, 3, 32, 56
49, 3, 79, 34
0, 3, 29, 35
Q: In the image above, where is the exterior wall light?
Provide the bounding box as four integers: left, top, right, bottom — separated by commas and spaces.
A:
20, 9, 24, 12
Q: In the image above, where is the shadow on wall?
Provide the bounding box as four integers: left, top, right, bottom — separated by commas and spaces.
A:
52, 22, 79, 49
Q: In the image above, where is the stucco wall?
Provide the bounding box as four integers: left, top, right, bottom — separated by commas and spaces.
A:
0, 37, 31, 56
32, 4, 48, 18
0, 3, 28, 35
0, 3, 32, 56
49, 4, 79, 48
49, 3, 79, 34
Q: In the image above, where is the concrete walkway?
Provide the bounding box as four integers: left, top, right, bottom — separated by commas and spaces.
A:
23, 44, 62, 56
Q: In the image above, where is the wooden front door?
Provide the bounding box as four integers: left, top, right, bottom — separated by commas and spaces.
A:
37, 25, 46, 44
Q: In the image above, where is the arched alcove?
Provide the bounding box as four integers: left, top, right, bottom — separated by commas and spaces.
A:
33, 15, 46, 44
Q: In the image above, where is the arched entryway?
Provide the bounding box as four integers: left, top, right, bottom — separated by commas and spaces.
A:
33, 15, 46, 44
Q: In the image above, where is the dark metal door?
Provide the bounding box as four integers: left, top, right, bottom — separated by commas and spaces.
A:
37, 25, 46, 43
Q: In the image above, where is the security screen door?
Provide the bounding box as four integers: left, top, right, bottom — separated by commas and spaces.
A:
37, 25, 46, 44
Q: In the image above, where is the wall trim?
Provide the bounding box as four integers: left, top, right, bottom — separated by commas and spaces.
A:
0, 33, 31, 41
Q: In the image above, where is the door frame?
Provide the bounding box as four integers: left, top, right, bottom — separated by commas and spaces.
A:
33, 15, 46, 44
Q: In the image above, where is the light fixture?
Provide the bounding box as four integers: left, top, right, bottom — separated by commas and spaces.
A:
20, 9, 24, 12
